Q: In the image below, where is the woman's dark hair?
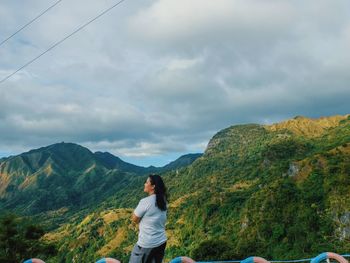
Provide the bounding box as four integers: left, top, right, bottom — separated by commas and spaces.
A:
149, 174, 168, 211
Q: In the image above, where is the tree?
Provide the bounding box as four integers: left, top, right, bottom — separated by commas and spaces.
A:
0, 213, 56, 262
191, 239, 236, 261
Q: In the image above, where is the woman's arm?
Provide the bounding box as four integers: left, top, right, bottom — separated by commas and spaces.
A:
131, 213, 141, 224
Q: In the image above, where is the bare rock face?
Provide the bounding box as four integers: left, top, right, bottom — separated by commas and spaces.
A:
205, 137, 222, 154
338, 212, 350, 240
266, 114, 349, 138
288, 163, 300, 177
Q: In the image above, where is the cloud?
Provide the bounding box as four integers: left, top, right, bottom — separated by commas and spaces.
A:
128, 0, 295, 46
0, 0, 349, 165
166, 57, 201, 71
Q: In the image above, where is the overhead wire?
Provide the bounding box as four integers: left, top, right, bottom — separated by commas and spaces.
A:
0, 0, 64, 47
0, 0, 127, 85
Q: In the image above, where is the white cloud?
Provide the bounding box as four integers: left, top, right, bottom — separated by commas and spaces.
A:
128, 0, 295, 44
0, 0, 349, 165
166, 57, 201, 71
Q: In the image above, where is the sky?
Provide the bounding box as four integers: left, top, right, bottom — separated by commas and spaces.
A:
0, 0, 349, 167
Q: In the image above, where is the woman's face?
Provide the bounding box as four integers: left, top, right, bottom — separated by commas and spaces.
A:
144, 177, 155, 194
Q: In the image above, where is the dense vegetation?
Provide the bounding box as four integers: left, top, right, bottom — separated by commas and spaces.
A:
0, 114, 349, 262
0, 214, 56, 262
0, 143, 200, 217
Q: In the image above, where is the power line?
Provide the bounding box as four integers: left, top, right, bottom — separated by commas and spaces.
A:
0, 0, 64, 47
0, 0, 127, 85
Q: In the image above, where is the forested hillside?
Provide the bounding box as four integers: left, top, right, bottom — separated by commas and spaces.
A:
0, 143, 200, 218
1, 114, 349, 263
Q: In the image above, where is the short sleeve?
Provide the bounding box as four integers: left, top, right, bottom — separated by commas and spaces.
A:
134, 199, 147, 218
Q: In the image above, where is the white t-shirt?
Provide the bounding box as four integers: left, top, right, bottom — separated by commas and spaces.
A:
134, 194, 167, 248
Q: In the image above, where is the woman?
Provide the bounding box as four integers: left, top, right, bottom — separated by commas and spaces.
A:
129, 174, 168, 263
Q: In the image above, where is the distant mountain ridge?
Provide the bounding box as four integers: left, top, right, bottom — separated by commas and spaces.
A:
266, 114, 350, 137
94, 151, 202, 174
40, 113, 350, 262
0, 142, 201, 214
94, 151, 145, 172
161, 153, 203, 171
1, 114, 349, 262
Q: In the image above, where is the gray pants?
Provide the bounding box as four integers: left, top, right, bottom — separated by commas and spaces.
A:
129, 242, 166, 263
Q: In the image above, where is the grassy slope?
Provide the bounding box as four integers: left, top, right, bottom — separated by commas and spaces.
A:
41, 115, 350, 262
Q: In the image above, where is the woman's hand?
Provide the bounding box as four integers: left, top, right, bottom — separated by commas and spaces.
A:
131, 213, 141, 224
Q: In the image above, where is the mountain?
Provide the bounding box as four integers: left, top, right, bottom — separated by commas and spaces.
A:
161, 153, 203, 171
42, 114, 350, 262
94, 151, 148, 174
1, 114, 349, 263
0, 142, 123, 214
267, 115, 348, 137
159, 114, 350, 260
94, 151, 202, 174
0, 143, 201, 216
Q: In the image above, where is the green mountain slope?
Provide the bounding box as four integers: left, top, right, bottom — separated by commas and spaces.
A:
94, 152, 202, 174
94, 151, 148, 173
162, 114, 350, 260
161, 115, 350, 259
1, 114, 349, 263
0, 143, 129, 215
42, 114, 350, 263
161, 154, 203, 172
0, 143, 200, 217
